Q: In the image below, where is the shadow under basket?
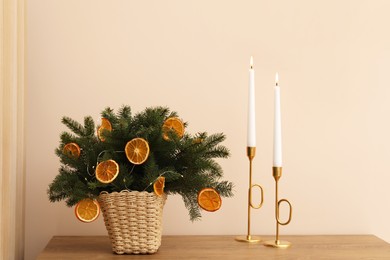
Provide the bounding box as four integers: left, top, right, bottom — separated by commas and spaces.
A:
98, 190, 167, 254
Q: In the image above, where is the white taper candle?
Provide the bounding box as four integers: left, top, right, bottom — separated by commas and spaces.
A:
273, 73, 282, 166
247, 56, 256, 147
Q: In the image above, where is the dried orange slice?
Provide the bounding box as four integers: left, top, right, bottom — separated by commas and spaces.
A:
95, 159, 119, 184
197, 188, 222, 212
153, 176, 165, 196
97, 118, 112, 141
75, 198, 100, 223
63, 143, 81, 159
162, 117, 184, 141
125, 138, 150, 165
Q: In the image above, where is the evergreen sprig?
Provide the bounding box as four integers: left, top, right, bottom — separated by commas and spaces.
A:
48, 106, 233, 221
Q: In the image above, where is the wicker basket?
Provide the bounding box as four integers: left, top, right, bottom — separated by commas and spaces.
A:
98, 190, 167, 254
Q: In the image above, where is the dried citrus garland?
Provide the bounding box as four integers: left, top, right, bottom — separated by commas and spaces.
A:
62, 142, 81, 159
95, 159, 119, 184
197, 188, 222, 212
125, 138, 150, 165
162, 117, 185, 141
153, 176, 165, 196
75, 198, 100, 223
97, 118, 112, 142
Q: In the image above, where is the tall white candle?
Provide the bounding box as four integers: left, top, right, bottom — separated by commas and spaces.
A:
247, 56, 256, 147
273, 73, 282, 167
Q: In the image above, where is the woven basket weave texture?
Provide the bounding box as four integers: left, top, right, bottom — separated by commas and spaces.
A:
98, 190, 166, 254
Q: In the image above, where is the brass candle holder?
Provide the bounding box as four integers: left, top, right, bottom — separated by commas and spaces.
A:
235, 147, 264, 243
264, 167, 293, 248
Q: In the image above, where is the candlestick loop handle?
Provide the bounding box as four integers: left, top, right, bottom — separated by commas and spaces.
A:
276, 198, 292, 225
249, 184, 264, 209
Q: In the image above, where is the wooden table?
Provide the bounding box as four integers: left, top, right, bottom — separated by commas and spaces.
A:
38, 235, 390, 259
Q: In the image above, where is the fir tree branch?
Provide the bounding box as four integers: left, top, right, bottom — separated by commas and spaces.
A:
83, 116, 95, 136
181, 192, 202, 221
117, 105, 132, 119
214, 181, 234, 197
62, 117, 86, 137
101, 107, 118, 125
59, 132, 77, 144
49, 106, 233, 221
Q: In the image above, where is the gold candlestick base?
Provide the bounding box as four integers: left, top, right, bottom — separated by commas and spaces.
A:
235, 147, 264, 243
235, 235, 262, 243
263, 167, 292, 248
263, 240, 291, 248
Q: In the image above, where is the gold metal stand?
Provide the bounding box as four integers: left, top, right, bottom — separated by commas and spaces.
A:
235, 147, 264, 243
264, 167, 292, 248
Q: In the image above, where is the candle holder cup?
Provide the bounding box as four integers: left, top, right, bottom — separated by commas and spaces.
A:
235, 147, 264, 243
263, 167, 293, 248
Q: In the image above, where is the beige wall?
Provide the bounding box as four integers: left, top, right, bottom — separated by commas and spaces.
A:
26, 1, 390, 259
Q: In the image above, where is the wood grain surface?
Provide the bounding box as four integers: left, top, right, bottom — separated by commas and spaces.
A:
37, 235, 390, 259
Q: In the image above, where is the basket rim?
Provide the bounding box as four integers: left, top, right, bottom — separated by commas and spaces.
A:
99, 190, 159, 195
98, 190, 168, 200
